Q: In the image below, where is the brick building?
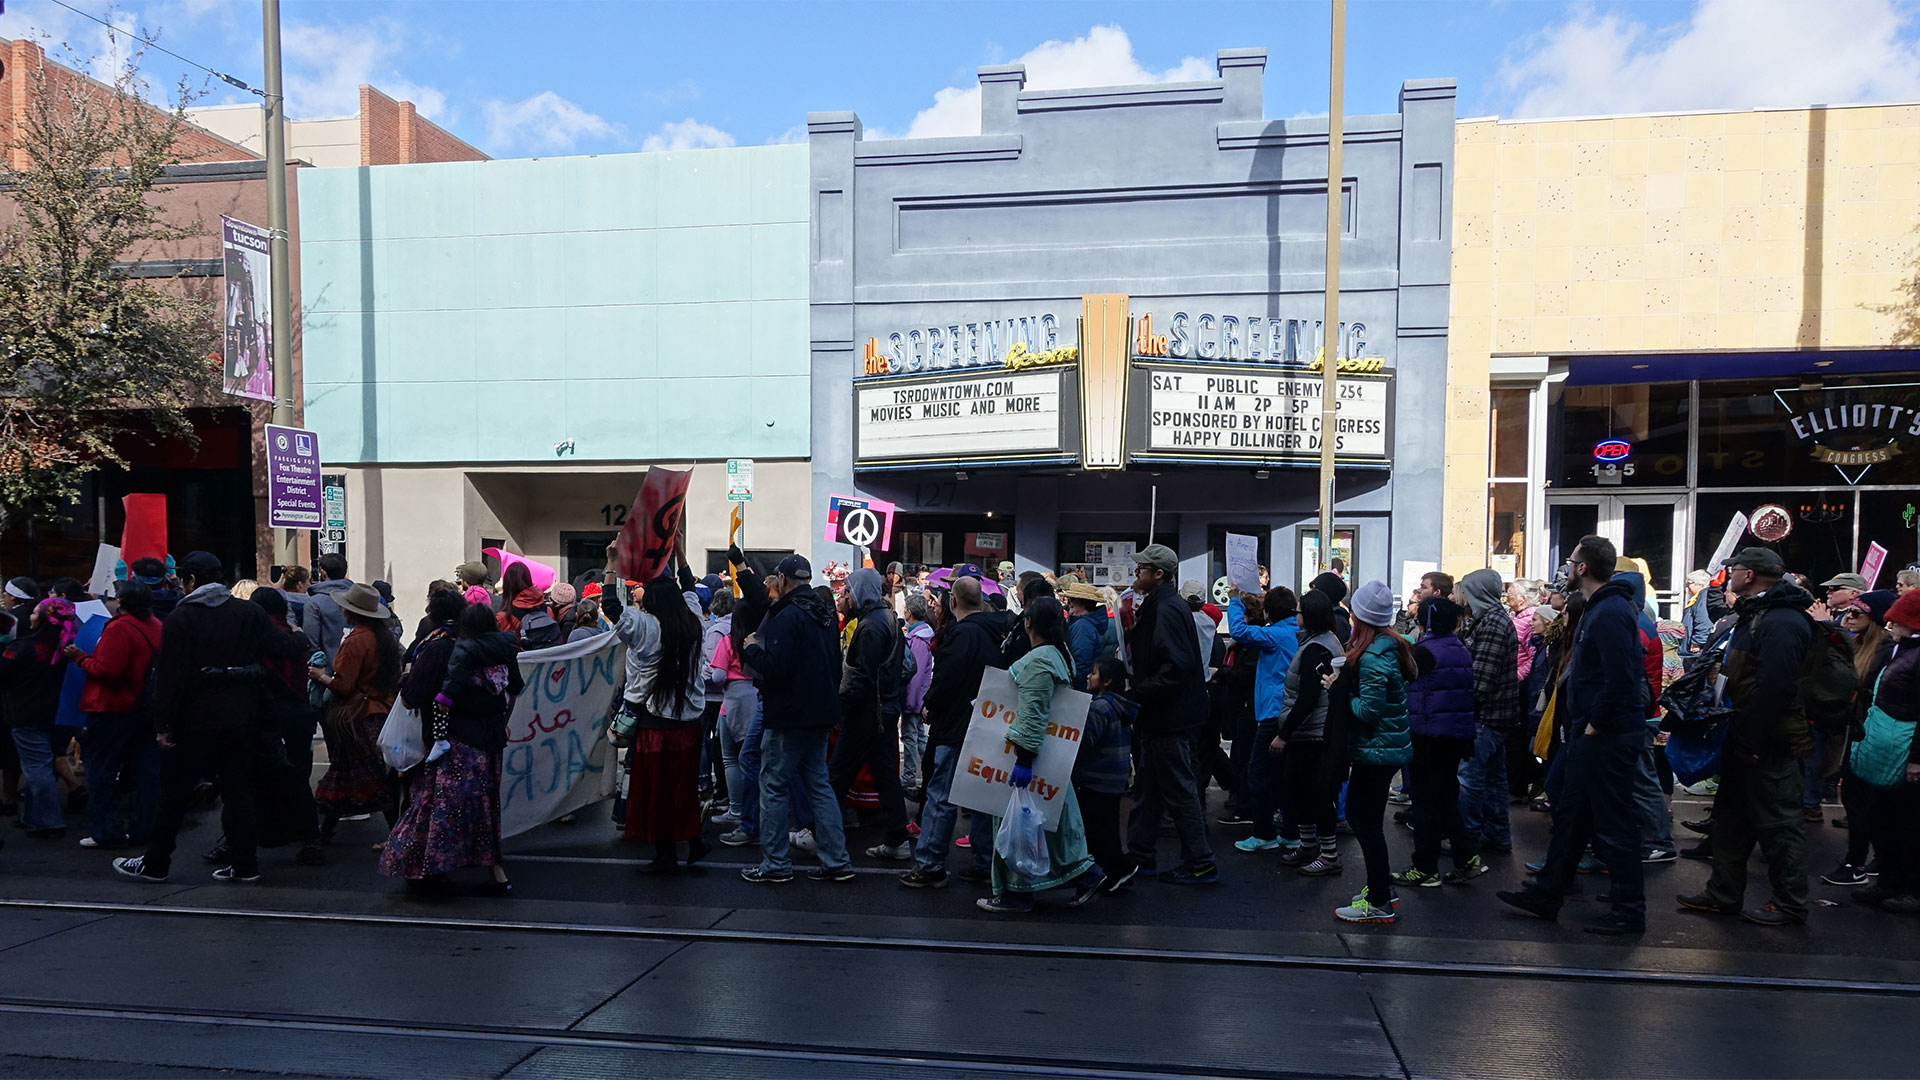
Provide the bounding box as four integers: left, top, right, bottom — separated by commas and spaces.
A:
0, 36, 300, 583
188, 85, 487, 168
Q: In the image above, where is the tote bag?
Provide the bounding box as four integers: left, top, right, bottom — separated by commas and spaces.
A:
1853, 672, 1917, 790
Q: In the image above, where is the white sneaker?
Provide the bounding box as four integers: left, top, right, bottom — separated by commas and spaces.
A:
866, 841, 912, 860
710, 810, 740, 825
78, 837, 101, 849
790, 828, 816, 854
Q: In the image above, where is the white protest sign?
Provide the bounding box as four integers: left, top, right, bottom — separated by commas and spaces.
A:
1706, 512, 1750, 574
1225, 532, 1260, 596
500, 631, 629, 838
88, 544, 120, 597
1399, 560, 1437, 605
948, 666, 1091, 831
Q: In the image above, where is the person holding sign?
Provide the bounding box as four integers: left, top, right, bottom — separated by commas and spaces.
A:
978, 597, 1104, 913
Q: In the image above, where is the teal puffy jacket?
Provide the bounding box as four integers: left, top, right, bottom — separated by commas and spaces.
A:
1346, 635, 1412, 767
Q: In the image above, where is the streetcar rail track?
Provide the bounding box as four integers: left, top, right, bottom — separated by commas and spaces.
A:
1, 896, 1913, 997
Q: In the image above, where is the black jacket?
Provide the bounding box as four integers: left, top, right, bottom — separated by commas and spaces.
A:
1562, 577, 1648, 739
841, 602, 902, 725
0, 640, 67, 730
1723, 578, 1815, 761
154, 583, 274, 737
1126, 582, 1209, 736
924, 610, 1006, 748
408, 629, 524, 753
742, 585, 842, 731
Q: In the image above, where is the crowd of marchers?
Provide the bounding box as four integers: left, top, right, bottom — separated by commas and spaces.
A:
0, 535, 1914, 930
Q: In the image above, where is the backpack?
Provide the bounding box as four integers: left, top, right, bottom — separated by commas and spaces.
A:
1797, 616, 1859, 732
899, 627, 918, 684
518, 607, 562, 650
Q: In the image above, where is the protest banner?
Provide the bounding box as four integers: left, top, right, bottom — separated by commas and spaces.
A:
500, 631, 628, 838
1225, 532, 1260, 595
1861, 542, 1889, 589
612, 466, 692, 583
87, 544, 120, 596
948, 667, 1091, 831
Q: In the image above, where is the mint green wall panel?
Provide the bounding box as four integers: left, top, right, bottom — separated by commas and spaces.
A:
298, 144, 807, 465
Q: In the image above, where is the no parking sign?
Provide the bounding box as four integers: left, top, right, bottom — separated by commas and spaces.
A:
825, 494, 896, 550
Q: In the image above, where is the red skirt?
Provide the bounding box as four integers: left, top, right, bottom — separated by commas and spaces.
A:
624, 725, 703, 845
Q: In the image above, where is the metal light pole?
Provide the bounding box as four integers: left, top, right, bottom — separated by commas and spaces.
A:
262, 0, 297, 570
1316, 0, 1346, 575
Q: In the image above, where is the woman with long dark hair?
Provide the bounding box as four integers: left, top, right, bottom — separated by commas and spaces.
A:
616, 568, 710, 871
495, 562, 544, 635
1, 598, 77, 837
309, 583, 401, 842
1329, 581, 1414, 924
383, 600, 522, 895
978, 597, 1106, 913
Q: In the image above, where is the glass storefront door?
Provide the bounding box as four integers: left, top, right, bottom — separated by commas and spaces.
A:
1546, 494, 1687, 616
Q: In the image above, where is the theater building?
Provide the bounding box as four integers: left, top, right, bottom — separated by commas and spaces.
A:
807, 52, 1457, 593
1444, 102, 1920, 610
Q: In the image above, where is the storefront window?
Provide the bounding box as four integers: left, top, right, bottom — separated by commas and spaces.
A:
1490, 388, 1530, 479
1856, 491, 1919, 580
1488, 482, 1527, 579
1696, 377, 1920, 488
1548, 382, 1690, 489
1693, 492, 1855, 586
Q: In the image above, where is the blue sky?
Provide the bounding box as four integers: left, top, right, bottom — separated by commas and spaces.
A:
8, 0, 1920, 158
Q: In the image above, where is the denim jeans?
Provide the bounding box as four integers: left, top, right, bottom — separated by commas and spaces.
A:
1457, 724, 1511, 848
1635, 727, 1675, 854
757, 728, 848, 874
737, 699, 764, 836
900, 715, 927, 788
11, 727, 64, 831
83, 711, 162, 844
912, 744, 964, 871
720, 727, 744, 819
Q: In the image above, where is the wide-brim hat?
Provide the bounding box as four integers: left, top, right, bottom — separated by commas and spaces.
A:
338, 582, 390, 621
1063, 582, 1103, 602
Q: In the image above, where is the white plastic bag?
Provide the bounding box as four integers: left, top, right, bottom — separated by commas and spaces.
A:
994, 787, 1049, 879
377, 705, 426, 772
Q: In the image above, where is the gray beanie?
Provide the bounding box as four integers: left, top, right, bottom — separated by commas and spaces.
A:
1349, 580, 1395, 628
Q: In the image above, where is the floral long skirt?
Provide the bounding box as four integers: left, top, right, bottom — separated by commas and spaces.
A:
380, 743, 503, 878
316, 707, 397, 818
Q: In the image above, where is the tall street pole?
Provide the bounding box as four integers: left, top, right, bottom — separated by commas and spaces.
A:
262, 0, 297, 571
1316, 0, 1346, 575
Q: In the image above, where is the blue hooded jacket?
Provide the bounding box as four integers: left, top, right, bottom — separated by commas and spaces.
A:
1564, 576, 1649, 737
1227, 597, 1299, 724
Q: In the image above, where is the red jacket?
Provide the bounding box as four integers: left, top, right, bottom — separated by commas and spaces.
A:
77, 613, 162, 714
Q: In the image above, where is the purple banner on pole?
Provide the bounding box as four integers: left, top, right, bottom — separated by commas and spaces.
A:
266, 423, 322, 529
222, 216, 274, 403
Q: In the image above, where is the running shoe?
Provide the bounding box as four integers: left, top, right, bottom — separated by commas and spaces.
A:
1443, 856, 1490, 884
1821, 863, 1868, 887
865, 841, 913, 861
789, 828, 816, 853
898, 866, 948, 889
1234, 836, 1286, 854
1390, 867, 1442, 888
1297, 855, 1342, 876
976, 894, 1034, 914
1335, 888, 1396, 923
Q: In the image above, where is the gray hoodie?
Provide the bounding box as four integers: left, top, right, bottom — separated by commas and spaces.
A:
1459, 569, 1505, 621
302, 577, 353, 665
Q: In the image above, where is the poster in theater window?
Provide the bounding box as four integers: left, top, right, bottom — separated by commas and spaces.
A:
221, 216, 274, 402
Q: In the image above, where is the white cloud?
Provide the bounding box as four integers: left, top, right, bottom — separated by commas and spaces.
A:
899, 25, 1213, 139
641, 117, 736, 152
482, 91, 618, 153
282, 20, 447, 119
767, 123, 809, 145
1499, 0, 1920, 118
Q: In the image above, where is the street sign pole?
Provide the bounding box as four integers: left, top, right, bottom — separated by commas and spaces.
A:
1316, 0, 1346, 576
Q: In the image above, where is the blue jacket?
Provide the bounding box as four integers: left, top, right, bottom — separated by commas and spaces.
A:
1227, 598, 1299, 724
1681, 587, 1715, 655
1563, 577, 1649, 738
1345, 634, 1412, 766
1075, 690, 1138, 795
1408, 632, 1476, 740
1067, 608, 1108, 690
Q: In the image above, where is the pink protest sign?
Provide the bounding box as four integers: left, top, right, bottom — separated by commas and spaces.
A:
484, 548, 557, 592
1861, 542, 1889, 590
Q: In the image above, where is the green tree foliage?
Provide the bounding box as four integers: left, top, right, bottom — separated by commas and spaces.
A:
0, 40, 221, 526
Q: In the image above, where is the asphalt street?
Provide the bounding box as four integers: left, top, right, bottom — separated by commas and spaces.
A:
0, 784, 1915, 1079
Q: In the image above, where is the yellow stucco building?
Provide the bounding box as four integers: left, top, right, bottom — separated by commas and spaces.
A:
1444, 102, 1920, 609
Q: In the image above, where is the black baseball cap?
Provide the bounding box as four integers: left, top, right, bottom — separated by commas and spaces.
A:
775, 553, 812, 581
1725, 547, 1785, 576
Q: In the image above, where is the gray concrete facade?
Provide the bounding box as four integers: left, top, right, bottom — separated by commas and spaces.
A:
809, 51, 1454, 593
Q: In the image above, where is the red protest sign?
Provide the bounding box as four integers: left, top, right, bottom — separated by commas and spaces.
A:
120, 494, 168, 563
613, 466, 692, 582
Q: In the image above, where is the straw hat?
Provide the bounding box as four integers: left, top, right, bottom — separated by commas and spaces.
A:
1062, 582, 1103, 603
